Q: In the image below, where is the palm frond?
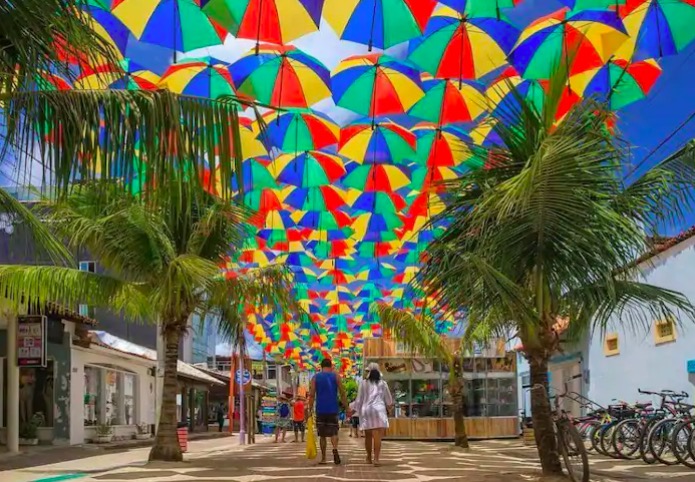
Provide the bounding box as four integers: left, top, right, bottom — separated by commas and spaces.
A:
0, 264, 140, 315
618, 141, 695, 234
0, 188, 73, 265
562, 277, 695, 342
372, 304, 450, 361
3, 90, 254, 204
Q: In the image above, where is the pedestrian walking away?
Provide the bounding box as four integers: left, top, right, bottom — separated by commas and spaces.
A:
274, 396, 292, 443
353, 362, 393, 466
257, 407, 263, 434
349, 400, 361, 438
307, 358, 349, 465
292, 396, 306, 443
217, 403, 225, 432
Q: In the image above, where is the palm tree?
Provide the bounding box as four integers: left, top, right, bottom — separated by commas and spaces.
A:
373, 304, 470, 448
0, 181, 301, 461
414, 74, 695, 475
1, 0, 257, 260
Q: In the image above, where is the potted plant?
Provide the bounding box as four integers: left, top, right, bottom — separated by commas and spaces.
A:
135, 423, 151, 440
95, 423, 113, 443
19, 418, 39, 446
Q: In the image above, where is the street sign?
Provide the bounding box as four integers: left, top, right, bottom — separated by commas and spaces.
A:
17, 315, 47, 367
235, 368, 252, 385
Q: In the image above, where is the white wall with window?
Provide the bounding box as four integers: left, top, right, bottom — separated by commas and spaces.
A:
70, 344, 155, 444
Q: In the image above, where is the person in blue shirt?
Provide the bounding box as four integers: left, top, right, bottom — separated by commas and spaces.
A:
307, 358, 349, 465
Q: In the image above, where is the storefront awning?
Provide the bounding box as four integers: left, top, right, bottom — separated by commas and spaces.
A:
88, 330, 224, 386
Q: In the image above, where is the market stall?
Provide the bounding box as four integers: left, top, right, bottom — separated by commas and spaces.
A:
363, 338, 519, 440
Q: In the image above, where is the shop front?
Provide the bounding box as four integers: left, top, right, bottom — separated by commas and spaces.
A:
364, 338, 519, 440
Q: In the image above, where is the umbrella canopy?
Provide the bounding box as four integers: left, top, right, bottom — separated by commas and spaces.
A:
339, 121, 417, 166
75, 61, 158, 90
439, 0, 522, 16
332, 54, 424, 119
270, 151, 346, 187
408, 76, 487, 124
201, 0, 324, 49
230, 45, 331, 108
82, 0, 131, 58
343, 163, 411, 192
323, 0, 436, 51
615, 0, 695, 60
558, 0, 626, 9
259, 109, 339, 152
112, 0, 226, 52
282, 185, 348, 211
509, 8, 629, 80
159, 57, 235, 98
412, 124, 473, 168
408, 6, 519, 82
232, 157, 277, 192
570, 58, 662, 110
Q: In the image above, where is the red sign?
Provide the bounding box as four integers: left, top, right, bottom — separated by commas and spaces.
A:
17, 315, 47, 367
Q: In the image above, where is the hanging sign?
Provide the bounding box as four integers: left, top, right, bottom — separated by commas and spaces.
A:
17, 315, 47, 367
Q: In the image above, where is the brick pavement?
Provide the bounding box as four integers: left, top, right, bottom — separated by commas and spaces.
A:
5, 432, 695, 482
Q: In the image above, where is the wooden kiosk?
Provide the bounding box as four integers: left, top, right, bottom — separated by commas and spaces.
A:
363, 337, 519, 440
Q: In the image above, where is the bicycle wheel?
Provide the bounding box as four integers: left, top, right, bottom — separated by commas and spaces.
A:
671, 421, 695, 468
600, 423, 622, 459
687, 423, 695, 463
612, 419, 642, 459
580, 421, 600, 453
592, 424, 609, 455
557, 420, 590, 482
639, 421, 659, 465
648, 419, 680, 465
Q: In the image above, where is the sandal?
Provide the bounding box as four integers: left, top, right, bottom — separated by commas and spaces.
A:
333, 449, 341, 465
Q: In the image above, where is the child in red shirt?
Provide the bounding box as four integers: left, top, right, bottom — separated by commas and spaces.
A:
292, 397, 306, 443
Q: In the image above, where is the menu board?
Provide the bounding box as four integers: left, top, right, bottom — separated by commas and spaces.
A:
17, 315, 47, 367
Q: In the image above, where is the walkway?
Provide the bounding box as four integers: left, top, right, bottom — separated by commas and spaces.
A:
3, 434, 694, 482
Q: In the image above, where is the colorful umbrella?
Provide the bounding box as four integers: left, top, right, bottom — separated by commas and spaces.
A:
158, 57, 235, 98
559, 0, 626, 9
232, 157, 277, 192
439, 0, 522, 18
74, 60, 160, 90
331, 54, 423, 119
282, 185, 348, 211
486, 66, 546, 117
201, 0, 324, 52
570, 58, 662, 110
339, 121, 417, 166
258, 109, 339, 153
112, 0, 226, 53
270, 151, 346, 187
34, 71, 72, 91
412, 124, 473, 168
408, 76, 487, 124
408, 6, 519, 83
509, 8, 629, 80
343, 164, 411, 192
82, 0, 131, 59
347, 191, 407, 215
323, 0, 436, 51
230, 45, 331, 109
615, 0, 695, 60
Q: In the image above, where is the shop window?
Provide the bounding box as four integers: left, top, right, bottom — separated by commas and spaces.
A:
603, 333, 620, 356
2, 361, 55, 429
654, 318, 676, 345
84, 365, 138, 426
387, 380, 411, 418
267, 365, 277, 380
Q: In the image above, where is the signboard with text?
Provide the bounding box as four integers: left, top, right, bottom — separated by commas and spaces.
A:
17, 315, 47, 367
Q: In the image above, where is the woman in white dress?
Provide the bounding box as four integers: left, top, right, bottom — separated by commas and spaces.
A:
353, 362, 393, 466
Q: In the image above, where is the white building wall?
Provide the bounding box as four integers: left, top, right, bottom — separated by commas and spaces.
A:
586, 237, 695, 406
70, 345, 155, 444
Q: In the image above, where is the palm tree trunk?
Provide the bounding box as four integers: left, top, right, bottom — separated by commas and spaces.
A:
451, 358, 469, 448
149, 326, 182, 462
528, 353, 562, 475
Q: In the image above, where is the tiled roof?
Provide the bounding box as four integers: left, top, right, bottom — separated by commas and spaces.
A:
636, 226, 695, 265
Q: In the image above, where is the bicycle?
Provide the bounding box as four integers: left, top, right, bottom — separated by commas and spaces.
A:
534, 374, 590, 482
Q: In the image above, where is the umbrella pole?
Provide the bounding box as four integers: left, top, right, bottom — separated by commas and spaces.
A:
370, 64, 380, 129
458, 17, 467, 89
255, 0, 265, 55
368, 0, 379, 52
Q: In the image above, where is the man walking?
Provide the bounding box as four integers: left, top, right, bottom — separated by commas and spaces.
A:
308, 358, 348, 465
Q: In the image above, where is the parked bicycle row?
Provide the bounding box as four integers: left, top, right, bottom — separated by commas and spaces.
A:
571, 388, 695, 468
